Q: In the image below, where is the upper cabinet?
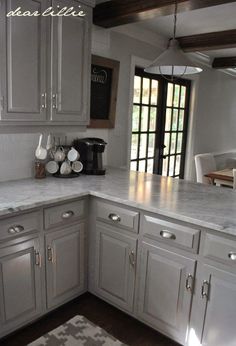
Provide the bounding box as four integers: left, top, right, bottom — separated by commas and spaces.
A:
0, 0, 48, 122
51, 0, 90, 123
0, 0, 93, 126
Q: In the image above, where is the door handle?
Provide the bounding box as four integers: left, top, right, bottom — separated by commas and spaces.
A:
201, 280, 210, 299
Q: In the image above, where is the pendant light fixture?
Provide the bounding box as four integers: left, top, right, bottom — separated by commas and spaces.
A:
144, 0, 203, 80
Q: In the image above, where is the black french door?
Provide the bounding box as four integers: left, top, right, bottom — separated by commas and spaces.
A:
130, 67, 191, 179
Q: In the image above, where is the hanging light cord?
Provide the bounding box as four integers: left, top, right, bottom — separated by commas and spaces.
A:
173, 0, 178, 40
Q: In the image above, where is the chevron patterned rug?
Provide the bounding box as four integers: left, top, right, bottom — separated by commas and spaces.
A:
28, 315, 127, 346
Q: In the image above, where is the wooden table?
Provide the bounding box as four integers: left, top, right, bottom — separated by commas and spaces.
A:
205, 168, 233, 187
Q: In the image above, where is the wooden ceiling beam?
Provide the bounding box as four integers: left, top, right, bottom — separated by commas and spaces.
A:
178, 29, 236, 52
212, 56, 236, 68
94, 0, 236, 28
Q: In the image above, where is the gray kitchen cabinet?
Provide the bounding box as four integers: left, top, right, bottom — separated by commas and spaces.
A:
45, 223, 85, 309
0, 236, 43, 336
95, 223, 137, 312
0, 0, 48, 122
51, 0, 91, 124
188, 264, 236, 346
0, 0, 92, 126
138, 241, 196, 345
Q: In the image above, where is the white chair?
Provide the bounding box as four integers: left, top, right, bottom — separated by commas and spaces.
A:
195, 153, 216, 184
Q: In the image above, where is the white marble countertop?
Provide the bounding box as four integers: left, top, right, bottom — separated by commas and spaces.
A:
1, 167, 236, 236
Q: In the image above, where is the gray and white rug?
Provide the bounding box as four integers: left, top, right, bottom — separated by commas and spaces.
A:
28, 315, 127, 346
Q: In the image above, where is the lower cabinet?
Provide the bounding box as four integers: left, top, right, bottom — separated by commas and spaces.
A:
137, 242, 196, 345
95, 224, 137, 312
188, 264, 236, 346
0, 237, 42, 336
45, 223, 85, 309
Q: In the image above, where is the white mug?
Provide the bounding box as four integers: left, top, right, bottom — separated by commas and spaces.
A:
67, 147, 80, 162
72, 161, 83, 173
60, 161, 72, 175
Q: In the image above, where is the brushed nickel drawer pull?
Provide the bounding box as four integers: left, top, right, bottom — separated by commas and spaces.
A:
201, 280, 209, 299
186, 274, 194, 292
8, 225, 24, 234
160, 230, 176, 240
108, 213, 121, 222
61, 210, 74, 219
228, 252, 236, 261
47, 247, 53, 262
35, 251, 41, 267
129, 250, 136, 268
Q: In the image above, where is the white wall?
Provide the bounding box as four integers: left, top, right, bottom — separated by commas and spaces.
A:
186, 67, 236, 180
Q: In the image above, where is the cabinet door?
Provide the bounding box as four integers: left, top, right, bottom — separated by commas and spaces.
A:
189, 264, 236, 346
45, 224, 85, 309
0, 237, 42, 336
95, 224, 137, 312
138, 242, 196, 345
0, 0, 48, 122
51, 0, 91, 123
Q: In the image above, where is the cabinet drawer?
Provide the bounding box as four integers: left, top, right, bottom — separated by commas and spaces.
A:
142, 215, 200, 252
96, 201, 139, 233
203, 233, 236, 265
44, 200, 85, 230
0, 211, 40, 241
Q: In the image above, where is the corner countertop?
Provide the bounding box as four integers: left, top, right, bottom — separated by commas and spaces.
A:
0, 167, 236, 236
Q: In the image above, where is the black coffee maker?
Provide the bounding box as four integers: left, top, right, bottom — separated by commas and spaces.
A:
73, 138, 107, 175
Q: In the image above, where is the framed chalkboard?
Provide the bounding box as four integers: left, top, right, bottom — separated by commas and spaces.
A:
89, 55, 120, 128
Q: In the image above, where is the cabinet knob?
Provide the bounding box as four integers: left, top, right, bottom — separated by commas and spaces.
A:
228, 252, 236, 261
160, 230, 176, 240
8, 225, 24, 234
108, 213, 121, 223
61, 210, 74, 219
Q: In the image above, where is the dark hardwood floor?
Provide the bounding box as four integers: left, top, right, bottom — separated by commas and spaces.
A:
1, 293, 180, 346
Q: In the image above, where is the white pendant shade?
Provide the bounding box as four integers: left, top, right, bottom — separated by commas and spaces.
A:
145, 39, 203, 76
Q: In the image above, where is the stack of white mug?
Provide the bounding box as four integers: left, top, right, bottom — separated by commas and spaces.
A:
46, 146, 83, 176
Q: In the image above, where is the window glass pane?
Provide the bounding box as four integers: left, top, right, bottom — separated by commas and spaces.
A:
175, 155, 181, 176
169, 156, 175, 176
141, 107, 149, 132
130, 161, 137, 171
132, 106, 140, 131
151, 80, 158, 105
173, 85, 180, 107
139, 160, 146, 172
172, 109, 178, 131
178, 110, 184, 131
142, 78, 150, 104
164, 133, 170, 155
139, 134, 147, 158
180, 86, 186, 108
165, 108, 172, 131
148, 134, 155, 157
147, 159, 154, 173
170, 133, 177, 154
162, 158, 168, 176
177, 133, 183, 153
167, 83, 173, 107
133, 76, 141, 103
150, 107, 157, 131
131, 134, 138, 160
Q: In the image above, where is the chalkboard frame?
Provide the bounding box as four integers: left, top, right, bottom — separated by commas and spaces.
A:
89, 55, 120, 128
